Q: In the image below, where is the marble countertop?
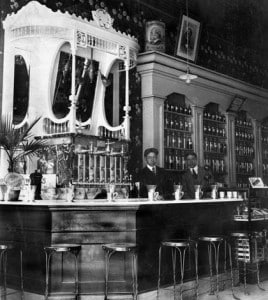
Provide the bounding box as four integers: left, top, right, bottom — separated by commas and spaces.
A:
0, 197, 244, 206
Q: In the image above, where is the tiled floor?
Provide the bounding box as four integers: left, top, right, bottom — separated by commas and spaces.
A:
155, 281, 268, 300
4, 280, 268, 299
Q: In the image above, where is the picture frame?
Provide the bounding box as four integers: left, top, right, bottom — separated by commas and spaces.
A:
175, 15, 201, 62
249, 177, 266, 188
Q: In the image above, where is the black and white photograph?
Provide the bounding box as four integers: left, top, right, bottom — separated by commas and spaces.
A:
0, 0, 268, 299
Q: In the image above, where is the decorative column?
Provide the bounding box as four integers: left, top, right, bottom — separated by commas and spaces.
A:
123, 59, 131, 140
192, 105, 204, 166
142, 96, 166, 167
69, 42, 77, 133
253, 119, 262, 177
226, 112, 236, 187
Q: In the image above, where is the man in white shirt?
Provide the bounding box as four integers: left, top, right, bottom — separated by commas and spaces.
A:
181, 152, 214, 199
138, 148, 172, 199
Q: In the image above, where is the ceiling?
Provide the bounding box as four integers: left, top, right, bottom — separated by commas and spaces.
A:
1, 0, 268, 87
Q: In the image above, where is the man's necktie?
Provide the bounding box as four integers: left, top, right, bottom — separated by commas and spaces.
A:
192, 168, 198, 179
152, 166, 156, 175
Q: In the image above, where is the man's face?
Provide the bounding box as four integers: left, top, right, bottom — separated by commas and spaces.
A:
186, 154, 197, 169
145, 152, 157, 167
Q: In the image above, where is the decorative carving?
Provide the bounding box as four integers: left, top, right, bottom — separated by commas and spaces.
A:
92, 9, 114, 29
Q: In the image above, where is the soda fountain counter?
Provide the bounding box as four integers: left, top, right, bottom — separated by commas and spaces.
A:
0, 197, 242, 298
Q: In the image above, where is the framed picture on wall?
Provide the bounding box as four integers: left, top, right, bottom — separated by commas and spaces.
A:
175, 15, 201, 62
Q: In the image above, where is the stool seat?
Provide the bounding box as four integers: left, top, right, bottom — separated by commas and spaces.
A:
102, 243, 137, 252
231, 232, 249, 238
0, 244, 14, 250
44, 244, 81, 252
199, 236, 223, 242
162, 239, 190, 248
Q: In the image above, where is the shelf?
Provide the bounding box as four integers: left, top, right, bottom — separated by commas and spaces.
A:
203, 118, 226, 124
164, 110, 192, 117
235, 124, 253, 130
203, 133, 226, 139
164, 128, 192, 134
165, 147, 193, 151
204, 151, 226, 155
234, 217, 266, 222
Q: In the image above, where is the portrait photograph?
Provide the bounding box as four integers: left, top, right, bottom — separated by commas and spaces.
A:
176, 15, 201, 62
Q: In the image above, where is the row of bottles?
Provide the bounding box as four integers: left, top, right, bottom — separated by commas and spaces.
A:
164, 102, 192, 115
203, 111, 226, 122
236, 162, 254, 174
204, 156, 226, 174
235, 117, 252, 128
204, 137, 227, 154
263, 164, 268, 175
262, 118, 268, 180
164, 149, 188, 170
262, 136, 268, 144
204, 123, 226, 137
203, 104, 227, 181
164, 113, 192, 131
235, 111, 255, 187
235, 129, 254, 141
165, 130, 193, 150
235, 143, 254, 157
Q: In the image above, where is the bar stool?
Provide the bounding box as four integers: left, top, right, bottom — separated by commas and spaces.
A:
157, 239, 198, 300
102, 243, 138, 300
230, 232, 265, 295
198, 236, 237, 299
0, 243, 24, 300
44, 244, 81, 300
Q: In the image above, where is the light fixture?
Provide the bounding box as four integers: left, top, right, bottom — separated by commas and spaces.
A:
179, 0, 198, 84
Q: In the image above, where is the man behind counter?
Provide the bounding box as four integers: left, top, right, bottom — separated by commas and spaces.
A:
181, 152, 214, 199
138, 148, 172, 199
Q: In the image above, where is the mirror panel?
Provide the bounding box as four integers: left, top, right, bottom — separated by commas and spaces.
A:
13, 55, 29, 124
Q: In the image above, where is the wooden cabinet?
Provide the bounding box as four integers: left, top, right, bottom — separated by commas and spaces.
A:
203, 103, 227, 182
235, 111, 255, 187
164, 94, 193, 173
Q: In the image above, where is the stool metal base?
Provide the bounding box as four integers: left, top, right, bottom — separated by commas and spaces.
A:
158, 239, 198, 300
231, 232, 265, 295
102, 243, 138, 300
0, 244, 24, 300
44, 243, 81, 300
199, 236, 239, 300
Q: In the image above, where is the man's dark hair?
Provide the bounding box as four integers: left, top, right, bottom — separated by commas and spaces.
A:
144, 147, 159, 157
185, 152, 197, 159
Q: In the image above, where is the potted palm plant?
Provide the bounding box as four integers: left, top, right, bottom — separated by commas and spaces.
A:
0, 114, 47, 200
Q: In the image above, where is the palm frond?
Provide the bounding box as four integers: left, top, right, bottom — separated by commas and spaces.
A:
0, 114, 47, 172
